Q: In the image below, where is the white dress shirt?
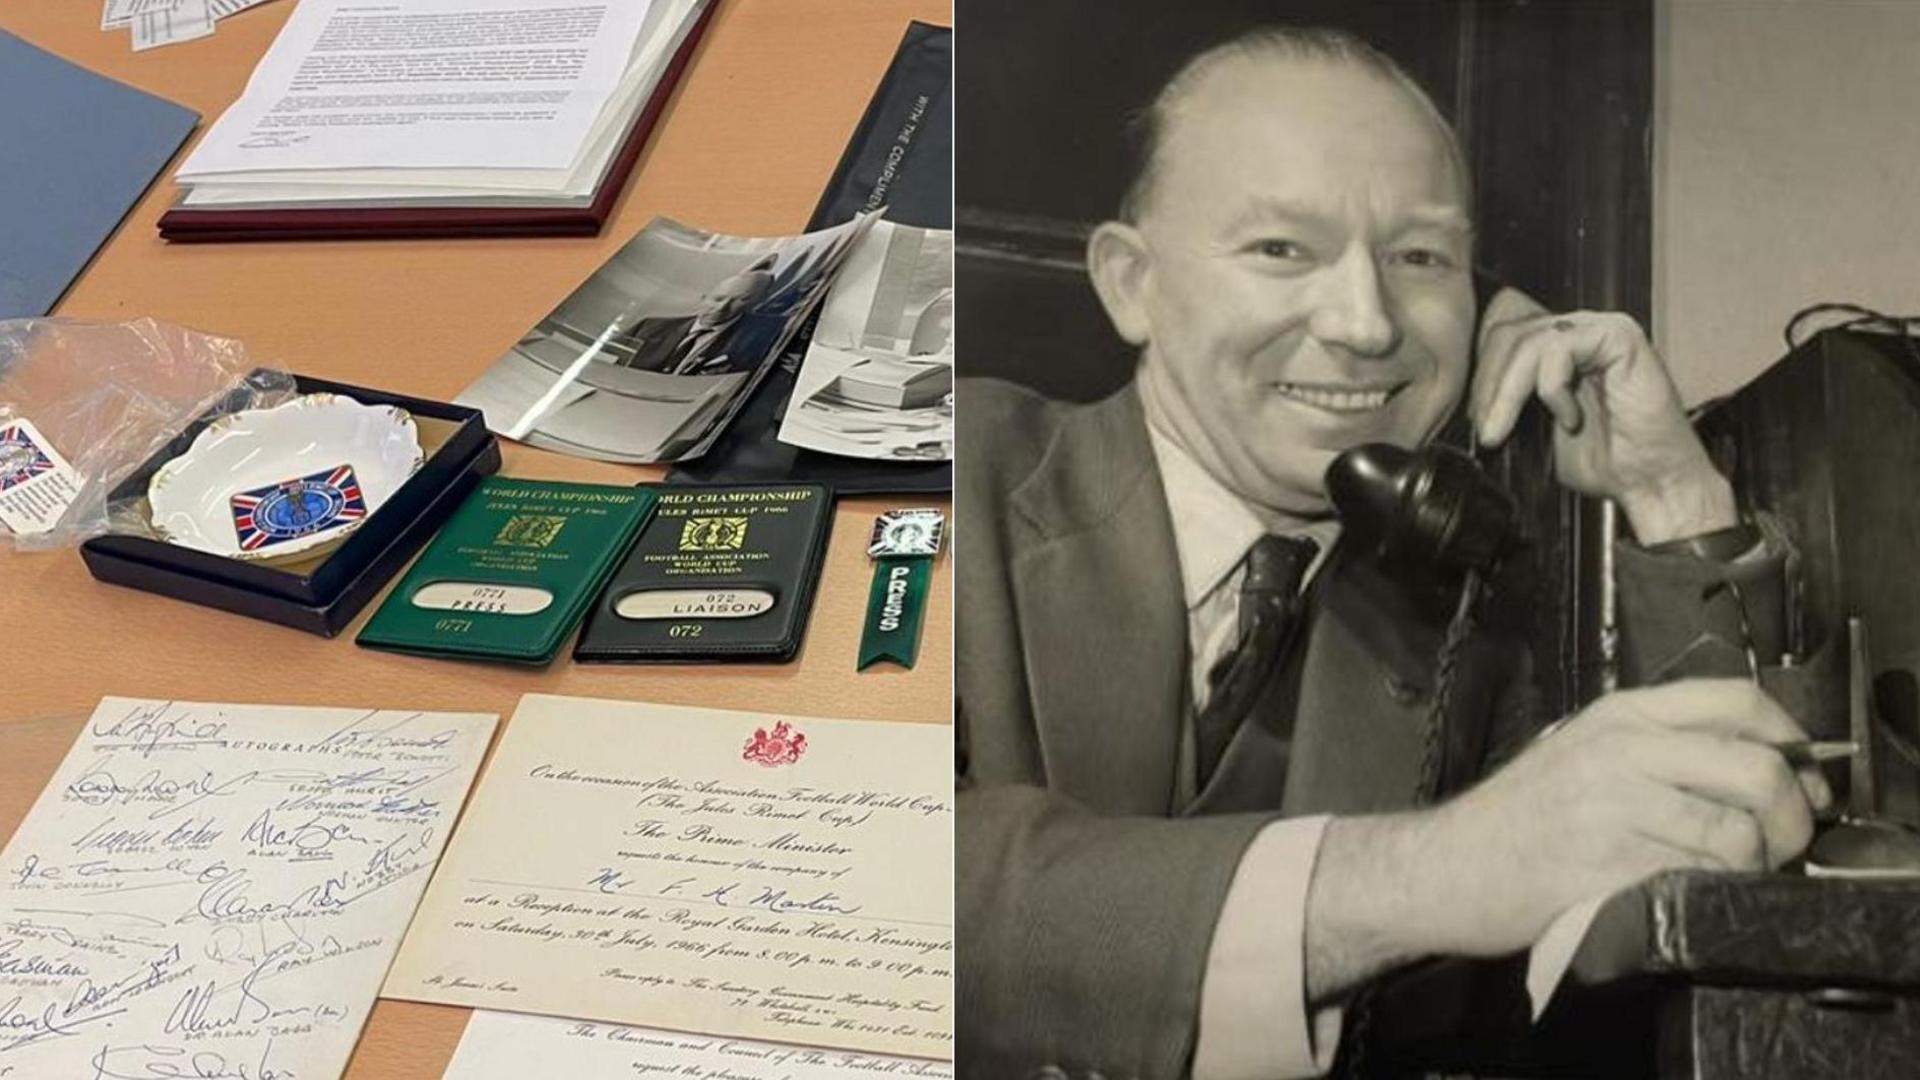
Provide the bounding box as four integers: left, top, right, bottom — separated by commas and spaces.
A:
1146, 427, 1345, 1080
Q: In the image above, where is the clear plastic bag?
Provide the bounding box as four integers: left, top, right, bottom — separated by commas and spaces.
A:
0, 318, 296, 552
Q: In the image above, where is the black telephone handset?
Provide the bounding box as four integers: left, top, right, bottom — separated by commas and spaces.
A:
1324, 442, 1521, 580
1324, 274, 1526, 581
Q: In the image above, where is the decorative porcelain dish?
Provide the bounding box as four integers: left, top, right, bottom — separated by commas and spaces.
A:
148, 394, 425, 564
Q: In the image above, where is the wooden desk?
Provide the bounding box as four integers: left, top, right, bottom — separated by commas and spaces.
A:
0, 2, 953, 1075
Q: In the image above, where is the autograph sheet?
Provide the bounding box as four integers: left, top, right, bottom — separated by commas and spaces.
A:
384, 694, 954, 1060
0, 697, 495, 1078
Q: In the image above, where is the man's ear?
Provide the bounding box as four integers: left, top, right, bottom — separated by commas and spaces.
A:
1086, 220, 1153, 346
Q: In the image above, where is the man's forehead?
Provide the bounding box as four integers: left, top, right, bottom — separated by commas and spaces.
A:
1169, 49, 1435, 127
1149, 53, 1467, 204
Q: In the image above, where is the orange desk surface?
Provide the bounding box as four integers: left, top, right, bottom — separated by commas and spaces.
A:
0, 2, 953, 1075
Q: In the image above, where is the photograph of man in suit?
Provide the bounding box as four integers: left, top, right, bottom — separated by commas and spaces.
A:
619, 254, 778, 374
957, 27, 1825, 1080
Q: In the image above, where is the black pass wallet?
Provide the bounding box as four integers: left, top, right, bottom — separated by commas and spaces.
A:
572, 482, 834, 662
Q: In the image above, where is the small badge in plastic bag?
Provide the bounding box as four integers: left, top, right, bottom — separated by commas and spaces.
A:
0, 317, 294, 552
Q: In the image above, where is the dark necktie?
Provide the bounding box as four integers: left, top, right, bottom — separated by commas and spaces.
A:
1194, 534, 1319, 788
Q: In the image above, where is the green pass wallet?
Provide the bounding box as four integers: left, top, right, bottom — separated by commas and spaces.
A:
355, 478, 656, 665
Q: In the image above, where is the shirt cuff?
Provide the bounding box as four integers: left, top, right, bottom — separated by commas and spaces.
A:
1193, 815, 1341, 1080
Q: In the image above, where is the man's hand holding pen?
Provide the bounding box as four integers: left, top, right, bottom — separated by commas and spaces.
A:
1388, 680, 1829, 958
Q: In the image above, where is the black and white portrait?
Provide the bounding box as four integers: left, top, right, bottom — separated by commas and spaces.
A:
455, 214, 872, 464
955, 2, 1920, 1077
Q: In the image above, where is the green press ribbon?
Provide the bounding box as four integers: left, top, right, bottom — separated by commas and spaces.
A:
858, 556, 932, 670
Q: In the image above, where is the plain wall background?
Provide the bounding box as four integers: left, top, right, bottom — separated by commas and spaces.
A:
1655, 0, 1920, 406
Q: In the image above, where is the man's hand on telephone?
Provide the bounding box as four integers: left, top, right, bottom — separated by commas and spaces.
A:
1306, 680, 1827, 999
1467, 288, 1737, 545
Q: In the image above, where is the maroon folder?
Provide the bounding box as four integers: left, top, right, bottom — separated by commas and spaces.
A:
158, 1, 718, 243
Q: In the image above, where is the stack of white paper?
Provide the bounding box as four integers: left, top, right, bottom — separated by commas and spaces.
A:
169, 0, 706, 212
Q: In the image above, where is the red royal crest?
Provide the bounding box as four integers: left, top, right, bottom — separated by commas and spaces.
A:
742, 720, 807, 767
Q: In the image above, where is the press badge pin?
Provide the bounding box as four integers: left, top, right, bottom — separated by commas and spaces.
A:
858, 508, 945, 671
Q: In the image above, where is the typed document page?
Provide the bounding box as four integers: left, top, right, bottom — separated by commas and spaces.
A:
177, 0, 652, 177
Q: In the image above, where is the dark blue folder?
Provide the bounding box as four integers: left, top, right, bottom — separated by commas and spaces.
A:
0, 31, 198, 318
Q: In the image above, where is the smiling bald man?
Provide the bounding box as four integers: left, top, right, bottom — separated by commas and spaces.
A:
957, 26, 1815, 1080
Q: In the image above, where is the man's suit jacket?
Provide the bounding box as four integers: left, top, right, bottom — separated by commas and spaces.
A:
614, 313, 695, 372
956, 377, 1786, 1080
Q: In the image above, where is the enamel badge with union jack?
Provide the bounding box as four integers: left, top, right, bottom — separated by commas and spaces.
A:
0, 424, 55, 493
230, 463, 366, 552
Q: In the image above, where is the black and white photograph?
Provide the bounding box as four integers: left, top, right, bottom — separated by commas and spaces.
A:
780, 219, 956, 461
2, 3, 968, 1080
457, 212, 876, 464
955, 2, 1920, 1078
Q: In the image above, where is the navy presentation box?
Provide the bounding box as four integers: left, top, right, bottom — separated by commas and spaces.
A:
80, 372, 500, 636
